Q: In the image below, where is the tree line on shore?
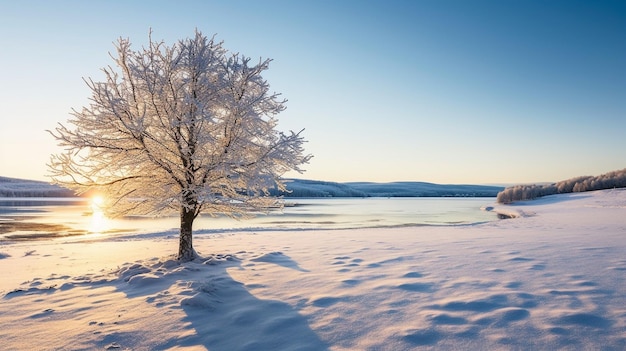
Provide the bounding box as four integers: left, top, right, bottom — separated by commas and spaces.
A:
496, 168, 626, 203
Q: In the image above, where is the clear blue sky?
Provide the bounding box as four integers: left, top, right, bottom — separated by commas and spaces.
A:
0, 0, 624, 184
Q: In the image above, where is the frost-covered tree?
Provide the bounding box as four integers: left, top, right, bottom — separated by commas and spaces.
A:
48, 31, 311, 261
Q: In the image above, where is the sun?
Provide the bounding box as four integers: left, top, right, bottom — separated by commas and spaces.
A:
91, 195, 104, 209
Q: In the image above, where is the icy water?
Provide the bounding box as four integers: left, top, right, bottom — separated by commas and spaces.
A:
0, 197, 498, 240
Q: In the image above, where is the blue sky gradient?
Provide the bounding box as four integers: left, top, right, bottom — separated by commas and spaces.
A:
0, 0, 624, 184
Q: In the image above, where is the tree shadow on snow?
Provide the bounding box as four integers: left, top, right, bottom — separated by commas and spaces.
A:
114, 253, 328, 351
250, 251, 310, 272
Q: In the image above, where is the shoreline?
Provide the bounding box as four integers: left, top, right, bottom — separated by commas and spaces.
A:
1, 189, 625, 350
0, 197, 499, 242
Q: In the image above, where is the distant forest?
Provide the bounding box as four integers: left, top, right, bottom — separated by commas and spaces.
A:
0, 176, 503, 198
0, 177, 75, 197
272, 179, 503, 198
496, 168, 626, 203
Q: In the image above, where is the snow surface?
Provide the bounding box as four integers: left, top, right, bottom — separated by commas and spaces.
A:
0, 189, 625, 350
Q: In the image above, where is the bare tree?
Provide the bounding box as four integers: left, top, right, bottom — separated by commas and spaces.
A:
49, 31, 311, 261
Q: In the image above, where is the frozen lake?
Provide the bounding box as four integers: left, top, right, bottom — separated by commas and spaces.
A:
0, 197, 498, 240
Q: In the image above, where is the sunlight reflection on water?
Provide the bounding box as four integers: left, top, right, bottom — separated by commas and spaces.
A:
0, 197, 498, 240
88, 195, 110, 235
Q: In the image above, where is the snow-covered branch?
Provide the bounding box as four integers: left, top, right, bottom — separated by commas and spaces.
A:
48, 30, 311, 260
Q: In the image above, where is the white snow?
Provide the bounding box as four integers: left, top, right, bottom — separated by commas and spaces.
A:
1, 189, 625, 350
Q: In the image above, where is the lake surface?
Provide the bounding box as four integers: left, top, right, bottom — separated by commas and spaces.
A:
0, 197, 498, 240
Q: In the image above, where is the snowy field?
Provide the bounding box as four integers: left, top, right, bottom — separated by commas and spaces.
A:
0, 189, 625, 350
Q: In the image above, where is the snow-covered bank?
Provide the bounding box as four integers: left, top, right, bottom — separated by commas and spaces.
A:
0, 189, 625, 350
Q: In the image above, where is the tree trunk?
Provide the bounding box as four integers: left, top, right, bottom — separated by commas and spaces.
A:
178, 206, 197, 261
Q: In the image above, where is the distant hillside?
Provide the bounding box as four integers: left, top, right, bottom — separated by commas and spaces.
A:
347, 181, 503, 197
0, 176, 502, 198
274, 179, 503, 198
496, 168, 626, 203
0, 177, 75, 197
